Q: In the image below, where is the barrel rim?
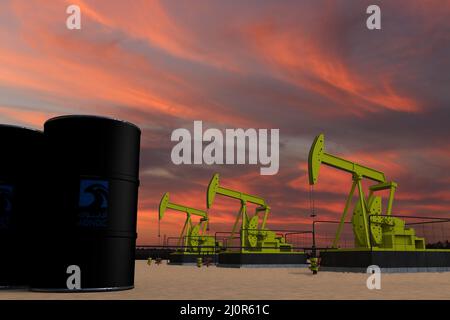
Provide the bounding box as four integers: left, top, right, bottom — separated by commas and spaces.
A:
45, 115, 141, 133
0, 124, 43, 134
30, 285, 135, 292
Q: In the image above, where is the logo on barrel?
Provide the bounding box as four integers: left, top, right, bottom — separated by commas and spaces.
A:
78, 179, 109, 227
0, 184, 13, 229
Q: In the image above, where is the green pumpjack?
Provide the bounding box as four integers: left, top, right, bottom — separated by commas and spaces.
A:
207, 174, 307, 267
159, 192, 218, 265
308, 134, 450, 272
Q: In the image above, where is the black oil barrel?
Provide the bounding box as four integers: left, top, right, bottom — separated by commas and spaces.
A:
0, 125, 44, 288
31, 115, 141, 291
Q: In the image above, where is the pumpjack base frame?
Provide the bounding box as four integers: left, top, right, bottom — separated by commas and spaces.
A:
168, 252, 217, 265
319, 249, 450, 273
217, 252, 308, 268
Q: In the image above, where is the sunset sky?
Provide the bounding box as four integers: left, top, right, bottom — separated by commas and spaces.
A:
1, 1, 449, 245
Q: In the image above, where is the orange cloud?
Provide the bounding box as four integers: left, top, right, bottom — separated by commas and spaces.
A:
244, 20, 420, 114
0, 106, 52, 128
71, 0, 242, 72
3, 1, 257, 128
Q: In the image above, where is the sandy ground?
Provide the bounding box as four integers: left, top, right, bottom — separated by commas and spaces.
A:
1, 260, 450, 300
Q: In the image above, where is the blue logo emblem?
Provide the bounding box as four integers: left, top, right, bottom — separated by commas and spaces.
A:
78, 179, 109, 227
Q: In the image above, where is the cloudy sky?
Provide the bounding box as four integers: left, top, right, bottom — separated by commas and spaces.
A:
1, 1, 449, 245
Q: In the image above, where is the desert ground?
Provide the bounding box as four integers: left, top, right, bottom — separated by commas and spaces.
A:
1, 260, 449, 300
